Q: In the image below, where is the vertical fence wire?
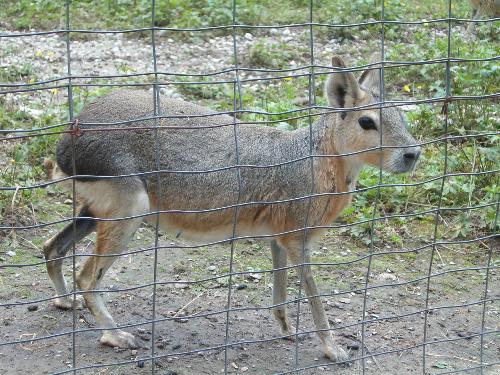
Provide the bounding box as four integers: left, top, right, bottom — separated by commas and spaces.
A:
64, 0, 77, 373
292, 0, 318, 371
150, 1, 162, 373
479, 196, 499, 374
224, 1, 245, 373
0, 1, 498, 374
423, 1, 453, 373
361, 0, 386, 372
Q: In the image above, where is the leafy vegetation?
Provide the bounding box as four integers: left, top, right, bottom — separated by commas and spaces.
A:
0, 0, 477, 32
1, 0, 498, 247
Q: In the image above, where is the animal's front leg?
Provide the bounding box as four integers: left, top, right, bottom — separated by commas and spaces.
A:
271, 240, 295, 339
287, 244, 349, 362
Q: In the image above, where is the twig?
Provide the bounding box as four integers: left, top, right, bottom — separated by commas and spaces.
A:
18, 236, 42, 253
172, 290, 205, 318
10, 185, 20, 211
362, 342, 382, 371
427, 352, 482, 365
439, 213, 449, 228
30, 202, 38, 227
18, 333, 37, 351
435, 246, 445, 268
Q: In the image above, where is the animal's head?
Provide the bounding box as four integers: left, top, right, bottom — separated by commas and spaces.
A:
325, 56, 420, 174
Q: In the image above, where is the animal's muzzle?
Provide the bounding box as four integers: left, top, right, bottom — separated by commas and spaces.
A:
402, 146, 421, 171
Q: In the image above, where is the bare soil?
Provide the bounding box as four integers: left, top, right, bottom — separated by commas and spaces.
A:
1, 193, 498, 375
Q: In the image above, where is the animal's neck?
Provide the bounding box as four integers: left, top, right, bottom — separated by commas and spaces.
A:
295, 113, 362, 192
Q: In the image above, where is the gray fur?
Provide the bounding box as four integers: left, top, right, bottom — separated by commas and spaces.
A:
48, 57, 421, 360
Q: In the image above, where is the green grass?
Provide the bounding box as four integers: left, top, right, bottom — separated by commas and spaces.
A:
1, 0, 498, 248
0, 1, 476, 32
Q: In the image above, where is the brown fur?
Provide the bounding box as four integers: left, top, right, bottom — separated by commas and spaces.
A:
467, 0, 500, 33
42, 56, 420, 361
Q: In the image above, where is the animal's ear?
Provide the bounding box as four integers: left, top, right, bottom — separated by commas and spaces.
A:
325, 56, 362, 109
359, 54, 382, 94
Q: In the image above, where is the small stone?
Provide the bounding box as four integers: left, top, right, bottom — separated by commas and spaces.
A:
236, 284, 247, 290
241, 366, 248, 372
63, 199, 73, 205
131, 350, 137, 356
377, 272, 397, 281
172, 344, 181, 350
244, 33, 252, 40
347, 342, 360, 350
174, 282, 189, 289
6, 251, 16, 257
246, 273, 262, 281
27, 305, 38, 312
231, 362, 238, 369
137, 360, 145, 368
207, 265, 216, 272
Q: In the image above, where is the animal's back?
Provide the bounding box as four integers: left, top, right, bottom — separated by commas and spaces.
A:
55, 89, 312, 212
56, 89, 237, 178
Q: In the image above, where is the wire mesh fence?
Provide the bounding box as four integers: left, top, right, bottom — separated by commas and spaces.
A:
0, 0, 499, 374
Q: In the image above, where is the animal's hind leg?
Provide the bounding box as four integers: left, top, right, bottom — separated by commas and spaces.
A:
76, 182, 148, 348
43, 205, 96, 310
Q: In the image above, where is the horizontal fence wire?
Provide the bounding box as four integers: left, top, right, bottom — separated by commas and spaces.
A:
0, 0, 498, 375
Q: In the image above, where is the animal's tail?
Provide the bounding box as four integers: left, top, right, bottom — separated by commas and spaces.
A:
43, 157, 70, 187
43, 157, 56, 180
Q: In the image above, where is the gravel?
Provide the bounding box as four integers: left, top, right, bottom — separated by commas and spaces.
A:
0, 27, 352, 115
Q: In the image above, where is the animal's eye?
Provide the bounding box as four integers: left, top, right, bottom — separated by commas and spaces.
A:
358, 116, 377, 131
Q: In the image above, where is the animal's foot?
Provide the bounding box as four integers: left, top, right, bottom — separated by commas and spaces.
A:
281, 325, 297, 341
100, 330, 139, 349
280, 326, 310, 342
53, 295, 84, 310
322, 342, 349, 362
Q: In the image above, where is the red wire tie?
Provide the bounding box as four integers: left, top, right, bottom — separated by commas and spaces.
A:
441, 96, 452, 116
69, 119, 82, 137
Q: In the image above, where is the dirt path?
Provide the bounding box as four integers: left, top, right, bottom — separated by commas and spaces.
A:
1, 213, 498, 374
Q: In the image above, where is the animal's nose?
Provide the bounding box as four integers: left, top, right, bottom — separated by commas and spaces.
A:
404, 148, 421, 162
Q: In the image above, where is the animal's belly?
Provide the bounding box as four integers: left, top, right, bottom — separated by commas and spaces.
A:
144, 211, 275, 244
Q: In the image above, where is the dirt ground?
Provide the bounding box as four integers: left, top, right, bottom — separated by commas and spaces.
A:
0, 192, 498, 375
